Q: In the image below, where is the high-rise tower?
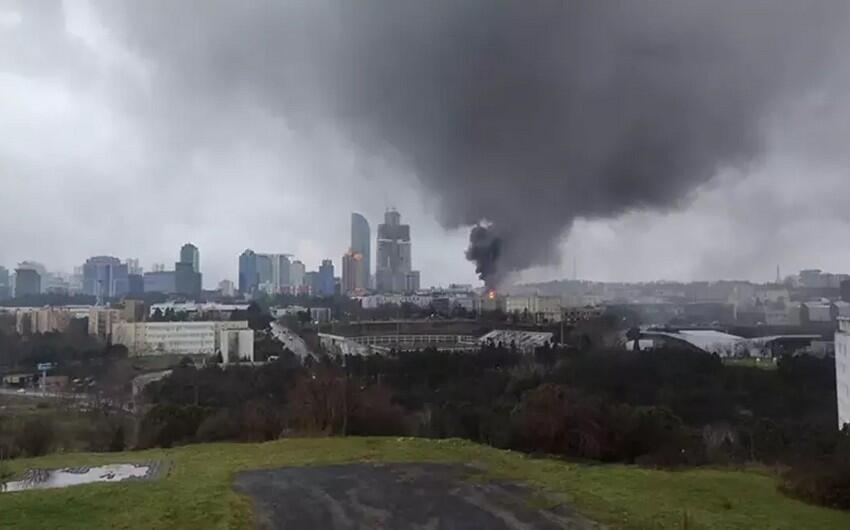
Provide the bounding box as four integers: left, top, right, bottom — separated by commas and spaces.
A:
375, 209, 420, 293
351, 213, 371, 290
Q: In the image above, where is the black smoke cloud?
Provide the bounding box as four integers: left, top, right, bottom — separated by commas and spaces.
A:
466, 225, 502, 287
101, 1, 848, 285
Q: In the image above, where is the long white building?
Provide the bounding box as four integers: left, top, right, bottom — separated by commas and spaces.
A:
836, 317, 850, 429
112, 321, 252, 356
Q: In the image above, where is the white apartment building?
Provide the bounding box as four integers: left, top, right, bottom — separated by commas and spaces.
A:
112, 321, 251, 356
836, 317, 850, 429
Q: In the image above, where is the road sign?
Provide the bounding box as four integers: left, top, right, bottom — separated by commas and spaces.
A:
37, 363, 54, 371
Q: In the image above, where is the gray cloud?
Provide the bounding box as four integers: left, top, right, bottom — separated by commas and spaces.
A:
2, 2, 850, 287
99, 1, 850, 285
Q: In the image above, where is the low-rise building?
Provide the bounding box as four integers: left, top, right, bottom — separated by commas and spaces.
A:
112, 321, 252, 356
836, 317, 850, 429
804, 301, 834, 323
1, 373, 37, 387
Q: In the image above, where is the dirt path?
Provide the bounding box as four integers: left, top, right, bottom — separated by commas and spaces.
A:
234, 462, 599, 529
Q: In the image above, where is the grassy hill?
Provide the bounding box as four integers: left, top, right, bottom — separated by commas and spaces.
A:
1, 437, 848, 529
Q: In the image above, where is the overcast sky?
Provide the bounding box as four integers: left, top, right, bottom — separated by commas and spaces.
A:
2, 1, 850, 288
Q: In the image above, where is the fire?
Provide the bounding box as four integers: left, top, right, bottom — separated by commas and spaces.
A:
486, 289, 497, 300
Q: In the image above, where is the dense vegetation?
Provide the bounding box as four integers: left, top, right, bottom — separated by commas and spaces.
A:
133, 344, 850, 509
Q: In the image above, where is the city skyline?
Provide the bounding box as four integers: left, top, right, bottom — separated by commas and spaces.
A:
4, 3, 850, 288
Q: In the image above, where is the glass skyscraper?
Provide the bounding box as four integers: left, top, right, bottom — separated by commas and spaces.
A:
351, 213, 371, 290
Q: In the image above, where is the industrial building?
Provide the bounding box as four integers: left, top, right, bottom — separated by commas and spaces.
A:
506, 295, 563, 322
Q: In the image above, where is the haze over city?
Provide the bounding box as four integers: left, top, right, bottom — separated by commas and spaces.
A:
3, 1, 850, 288
6, 3, 850, 528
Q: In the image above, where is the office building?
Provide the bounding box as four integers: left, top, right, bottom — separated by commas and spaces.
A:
128, 274, 144, 296
174, 244, 202, 298
837, 317, 850, 429
175, 262, 202, 298
290, 260, 306, 293
304, 271, 319, 295
0, 266, 10, 300
342, 250, 366, 294
240, 251, 292, 295
218, 279, 236, 297
239, 249, 258, 294
376, 209, 420, 293
257, 253, 291, 294
275, 254, 291, 292
112, 321, 251, 356
180, 244, 200, 273
256, 253, 274, 291
126, 258, 143, 275
351, 213, 371, 291
14, 268, 41, 297
42, 272, 71, 294
318, 259, 335, 297
18, 261, 47, 278
143, 271, 176, 294
82, 256, 129, 300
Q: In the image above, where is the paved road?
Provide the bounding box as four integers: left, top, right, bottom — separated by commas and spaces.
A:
271, 322, 314, 360
0, 388, 88, 400
234, 463, 598, 530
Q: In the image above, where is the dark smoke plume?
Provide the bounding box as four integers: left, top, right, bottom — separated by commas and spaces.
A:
466, 225, 503, 288
103, 2, 849, 285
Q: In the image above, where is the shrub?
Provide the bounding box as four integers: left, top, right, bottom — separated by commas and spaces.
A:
137, 405, 210, 449
781, 458, 850, 510
195, 409, 241, 443
0, 451, 12, 482
16, 418, 55, 457
348, 385, 408, 437
240, 401, 284, 441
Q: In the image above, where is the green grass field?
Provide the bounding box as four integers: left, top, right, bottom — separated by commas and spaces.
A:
1, 437, 847, 529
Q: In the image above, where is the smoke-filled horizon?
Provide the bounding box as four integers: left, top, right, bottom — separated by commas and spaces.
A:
100, 1, 848, 286
4, 2, 850, 286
